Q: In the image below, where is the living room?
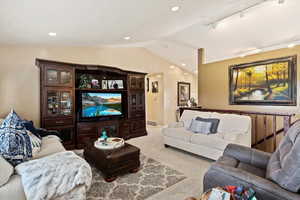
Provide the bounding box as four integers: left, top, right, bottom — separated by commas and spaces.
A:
1, 0, 300, 200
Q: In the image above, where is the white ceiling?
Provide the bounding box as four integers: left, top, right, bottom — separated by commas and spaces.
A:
1, 0, 300, 72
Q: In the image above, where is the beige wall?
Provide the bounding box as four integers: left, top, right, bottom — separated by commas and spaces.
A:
199, 45, 300, 114
0, 44, 197, 126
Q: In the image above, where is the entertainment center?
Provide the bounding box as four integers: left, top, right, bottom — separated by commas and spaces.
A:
36, 59, 147, 149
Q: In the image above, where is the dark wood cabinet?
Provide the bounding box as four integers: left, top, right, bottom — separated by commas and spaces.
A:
38, 61, 75, 149
37, 59, 147, 149
129, 75, 145, 90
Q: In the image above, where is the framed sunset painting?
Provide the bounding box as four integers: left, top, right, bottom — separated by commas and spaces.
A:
229, 55, 297, 105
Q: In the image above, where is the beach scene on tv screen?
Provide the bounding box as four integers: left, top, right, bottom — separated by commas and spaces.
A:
82, 93, 122, 117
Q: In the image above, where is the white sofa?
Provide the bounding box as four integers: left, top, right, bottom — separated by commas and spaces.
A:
0, 135, 66, 200
162, 110, 252, 160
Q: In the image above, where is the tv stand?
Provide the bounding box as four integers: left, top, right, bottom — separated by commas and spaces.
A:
36, 59, 147, 149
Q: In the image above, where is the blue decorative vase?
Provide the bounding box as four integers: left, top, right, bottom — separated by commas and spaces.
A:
100, 130, 108, 142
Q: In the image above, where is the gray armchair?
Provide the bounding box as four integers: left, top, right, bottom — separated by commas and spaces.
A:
203, 144, 300, 200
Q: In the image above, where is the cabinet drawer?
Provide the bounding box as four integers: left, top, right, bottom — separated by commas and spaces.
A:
77, 126, 97, 136
131, 112, 145, 119
44, 118, 73, 127
130, 119, 146, 132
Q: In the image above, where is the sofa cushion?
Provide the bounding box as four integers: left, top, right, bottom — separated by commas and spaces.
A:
180, 110, 211, 129
195, 117, 220, 133
0, 174, 26, 200
32, 135, 65, 159
0, 110, 32, 166
0, 156, 14, 187
189, 119, 212, 134
190, 133, 230, 151
266, 120, 300, 193
211, 113, 250, 134
162, 127, 193, 142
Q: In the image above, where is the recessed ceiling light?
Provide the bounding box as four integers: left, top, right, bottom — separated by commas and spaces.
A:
181, 63, 186, 67
288, 43, 296, 48
48, 32, 57, 37
171, 6, 180, 12
169, 65, 175, 69
123, 36, 131, 40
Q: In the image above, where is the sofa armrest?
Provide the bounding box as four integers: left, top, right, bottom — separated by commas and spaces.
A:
168, 121, 184, 128
205, 163, 300, 200
224, 144, 272, 169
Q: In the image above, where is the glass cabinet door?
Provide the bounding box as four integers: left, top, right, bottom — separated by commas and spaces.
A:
46, 90, 73, 117
60, 71, 72, 85
47, 91, 60, 116
60, 91, 72, 116
46, 69, 59, 85
45, 67, 73, 87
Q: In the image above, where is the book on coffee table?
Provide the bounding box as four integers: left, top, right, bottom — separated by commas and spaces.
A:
208, 188, 230, 200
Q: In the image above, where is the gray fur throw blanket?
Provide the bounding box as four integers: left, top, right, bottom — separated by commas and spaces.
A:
15, 151, 92, 200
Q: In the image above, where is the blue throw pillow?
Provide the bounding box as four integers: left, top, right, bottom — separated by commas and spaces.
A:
189, 119, 212, 134
195, 117, 220, 134
0, 110, 33, 166
0, 110, 24, 130
21, 120, 42, 139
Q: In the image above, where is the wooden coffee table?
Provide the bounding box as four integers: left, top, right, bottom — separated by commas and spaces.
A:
84, 140, 140, 182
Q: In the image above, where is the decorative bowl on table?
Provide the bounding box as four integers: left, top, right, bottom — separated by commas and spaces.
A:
94, 137, 125, 150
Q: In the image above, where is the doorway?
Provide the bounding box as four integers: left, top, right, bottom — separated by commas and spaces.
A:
146, 73, 164, 126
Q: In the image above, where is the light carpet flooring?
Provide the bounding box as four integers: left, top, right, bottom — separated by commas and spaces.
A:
127, 126, 213, 200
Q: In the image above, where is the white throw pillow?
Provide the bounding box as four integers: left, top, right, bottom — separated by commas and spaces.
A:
27, 131, 42, 157
0, 155, 14, 186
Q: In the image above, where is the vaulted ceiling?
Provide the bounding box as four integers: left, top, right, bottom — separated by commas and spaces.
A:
1, 0, 300, 72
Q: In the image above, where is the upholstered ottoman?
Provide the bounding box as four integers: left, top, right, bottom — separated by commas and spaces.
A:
84, 141, 140, 182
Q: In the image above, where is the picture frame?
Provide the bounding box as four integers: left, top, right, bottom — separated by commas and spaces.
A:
91, 79, 100, 89
102, 80, 108, 89
108, 80, 124, 89
177, 82, 191, 106
229, 55, 297, 106
152, 81, 158, 93
147, 78, 150, 92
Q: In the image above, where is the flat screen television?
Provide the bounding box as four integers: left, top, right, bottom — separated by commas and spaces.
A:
80, 92, 123, 119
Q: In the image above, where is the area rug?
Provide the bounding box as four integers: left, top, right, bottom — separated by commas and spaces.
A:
85, 154, 186, 200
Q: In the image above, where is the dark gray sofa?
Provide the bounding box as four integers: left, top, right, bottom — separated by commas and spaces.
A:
203, 144, 300, 200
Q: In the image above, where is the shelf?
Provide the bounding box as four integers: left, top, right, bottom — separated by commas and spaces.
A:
75, 88, 127, 92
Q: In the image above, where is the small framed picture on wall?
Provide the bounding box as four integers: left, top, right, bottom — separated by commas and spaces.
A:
177, 82, 190, 106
